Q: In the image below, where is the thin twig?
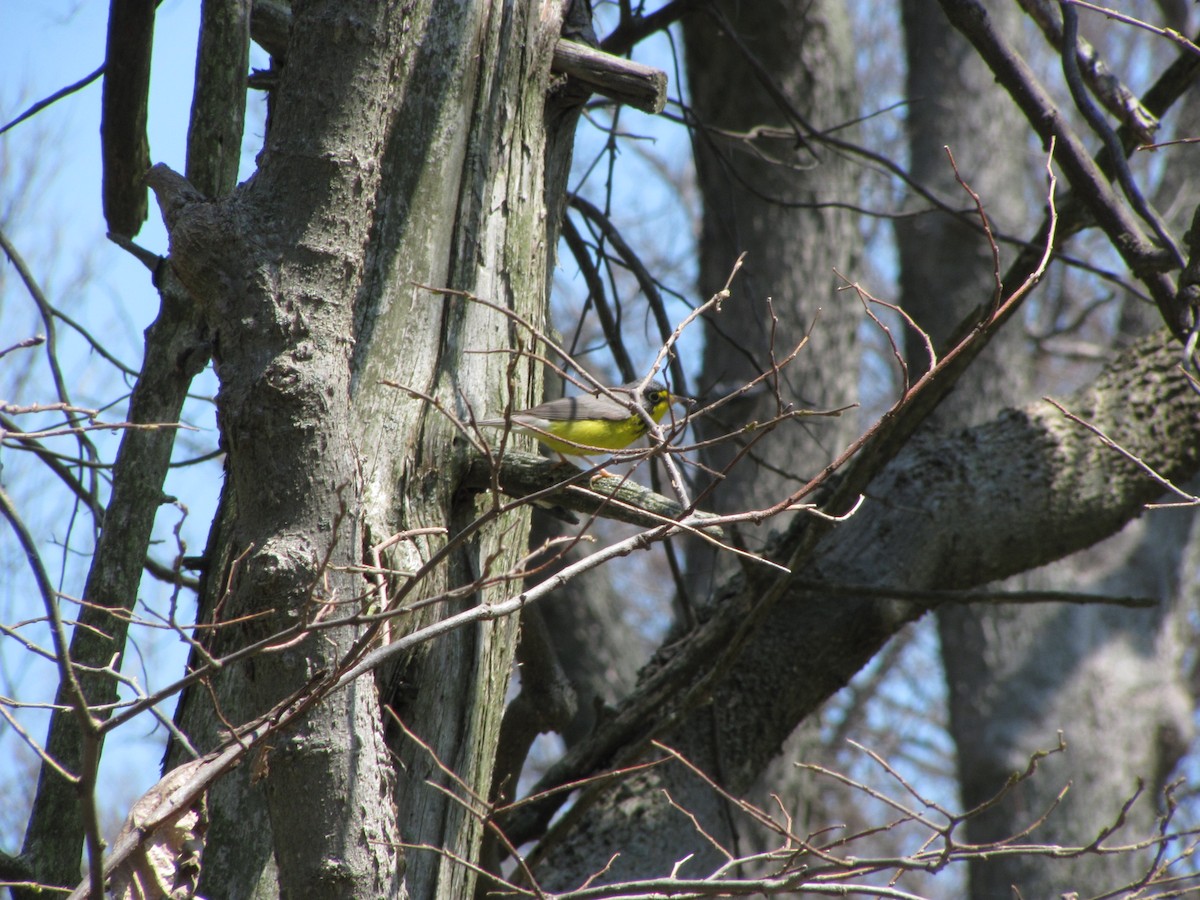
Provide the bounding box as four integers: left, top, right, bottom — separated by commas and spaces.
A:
0, 64, 105, 136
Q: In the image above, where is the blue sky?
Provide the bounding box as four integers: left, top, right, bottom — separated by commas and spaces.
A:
0, 0, 267, 842
5, 2, 198, 271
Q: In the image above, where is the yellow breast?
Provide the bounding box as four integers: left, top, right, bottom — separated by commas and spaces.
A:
517, 399, 669, 455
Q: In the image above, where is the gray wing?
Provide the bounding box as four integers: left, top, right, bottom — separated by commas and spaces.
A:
481, 385, 642, 425
520, 390, 634, 422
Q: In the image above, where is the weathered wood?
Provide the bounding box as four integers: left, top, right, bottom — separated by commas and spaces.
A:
552, 39, 668, 114
246, 7, 669, 116
465, 450, 724, 535
101, 0, 155, 236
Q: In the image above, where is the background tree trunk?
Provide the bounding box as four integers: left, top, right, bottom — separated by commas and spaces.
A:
683, 0, 860, 596
897, 3, 1196, 896
683, 0, 865, 857
531, 0, 864, 885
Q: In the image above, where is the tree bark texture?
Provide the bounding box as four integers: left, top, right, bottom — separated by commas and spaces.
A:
533, 331, 1200, 885
683, 0, 861, 579
681, 0, 863, 861
514, 2, 864, 872
529, 0, 1200, 886
156, 2, 571, 898
351, 1, 567, 894
897, 4, 1195, 896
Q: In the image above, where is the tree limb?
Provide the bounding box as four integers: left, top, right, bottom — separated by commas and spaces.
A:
509, 327, 1200, 854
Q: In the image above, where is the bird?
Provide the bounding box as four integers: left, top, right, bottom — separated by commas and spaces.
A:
478, 379, 691, 462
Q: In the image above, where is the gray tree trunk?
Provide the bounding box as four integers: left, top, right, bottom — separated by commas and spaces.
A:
897, 3, 1195, 897
158, 3, 574, 898
531, 322, 1200, 889
528, 2, 1200, 890
510, 0, 864, 847
682, 0, 860, 598
681, 0, 862, 852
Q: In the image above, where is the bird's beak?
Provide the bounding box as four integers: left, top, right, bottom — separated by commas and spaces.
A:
671, 393, 695, 409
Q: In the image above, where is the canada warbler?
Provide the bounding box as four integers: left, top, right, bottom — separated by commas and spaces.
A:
479, 380, 690, 458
